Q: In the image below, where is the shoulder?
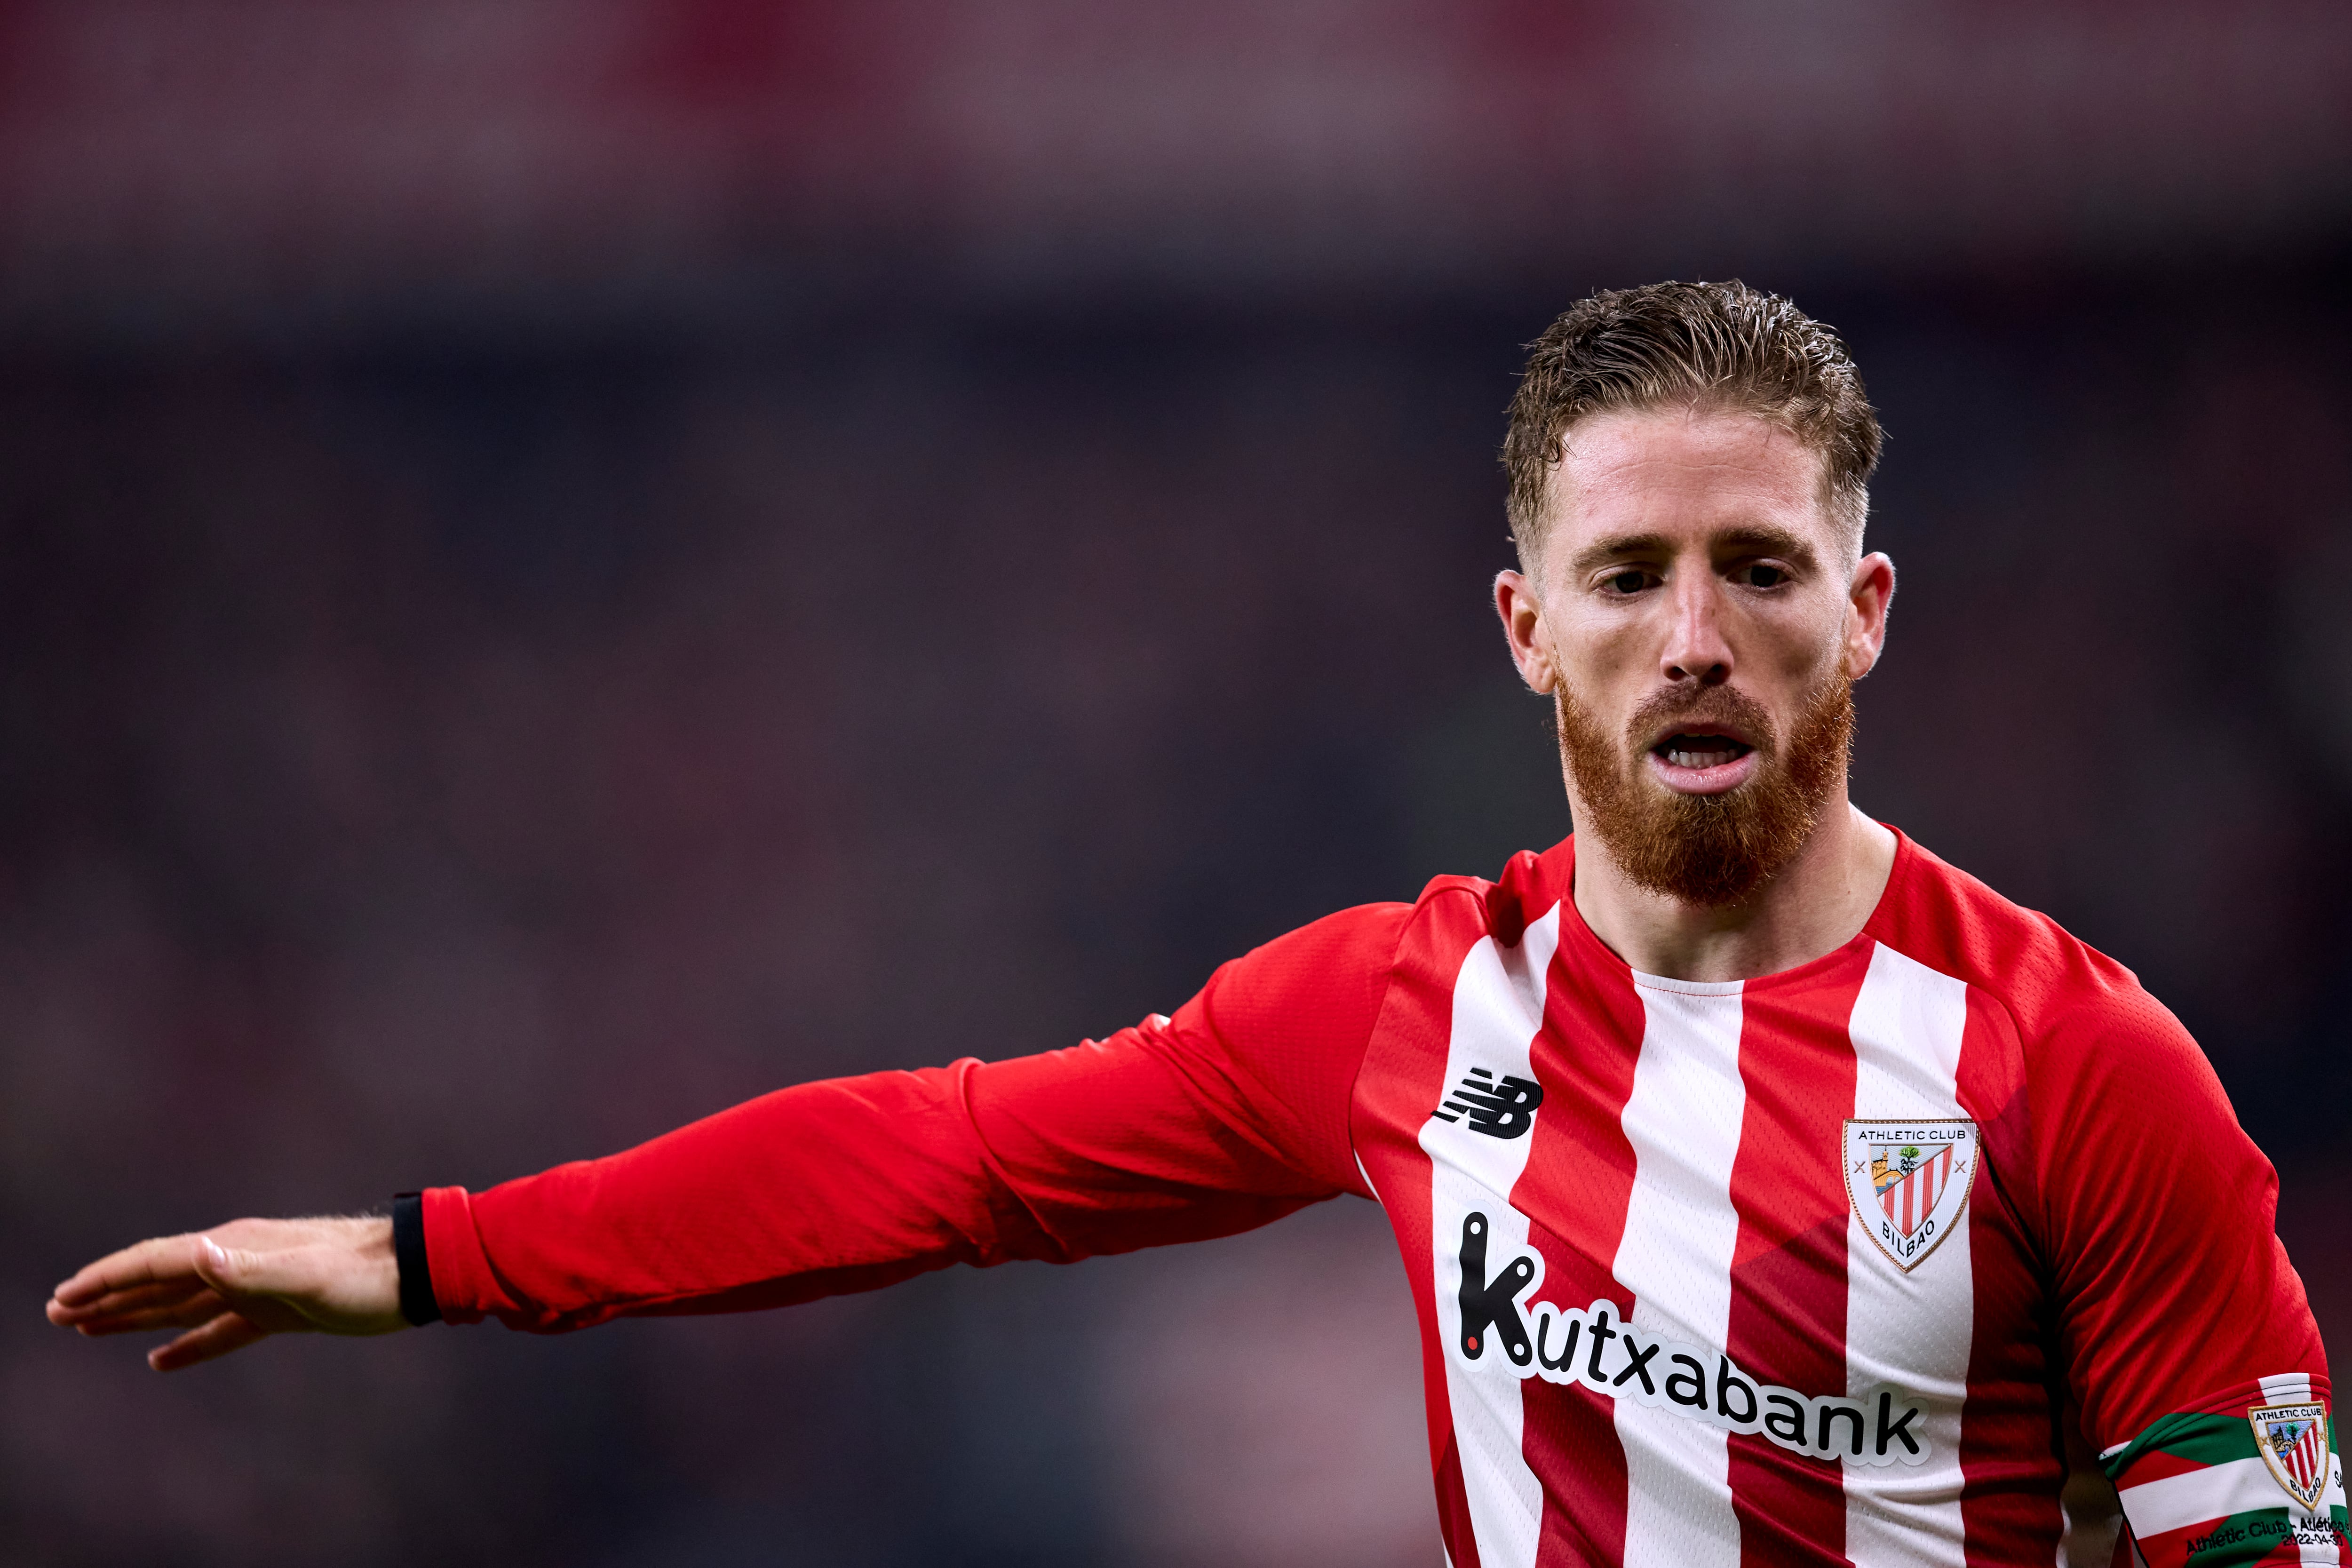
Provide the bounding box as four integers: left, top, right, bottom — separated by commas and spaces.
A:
1867, 830, 2232, 1186
1868, 828, 2189, 1061
1399, 836, 1579, 954
1871, 835, 2280, 1315
1203, 899, 1413, 1021
1204, 837, 1575, 1030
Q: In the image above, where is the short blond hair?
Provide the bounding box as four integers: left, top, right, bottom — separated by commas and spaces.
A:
1502, 281, 1883, 564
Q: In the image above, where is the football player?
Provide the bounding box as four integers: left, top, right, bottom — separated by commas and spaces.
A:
51, 282, 2339, 1567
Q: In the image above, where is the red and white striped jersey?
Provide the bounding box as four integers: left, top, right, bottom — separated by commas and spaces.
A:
422, 830, 2340, 1567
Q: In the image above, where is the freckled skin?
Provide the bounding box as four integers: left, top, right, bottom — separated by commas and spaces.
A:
1493, 406, 1899, 983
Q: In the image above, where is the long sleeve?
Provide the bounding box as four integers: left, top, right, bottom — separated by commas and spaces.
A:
2022, 981, 2344, 1562
421, 901, 1409, 1333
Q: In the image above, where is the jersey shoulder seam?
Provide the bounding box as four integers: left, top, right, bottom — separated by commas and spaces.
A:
1341, 888, 1442, 1191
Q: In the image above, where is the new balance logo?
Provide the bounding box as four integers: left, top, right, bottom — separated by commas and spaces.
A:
1431, 1067, 1543, 1138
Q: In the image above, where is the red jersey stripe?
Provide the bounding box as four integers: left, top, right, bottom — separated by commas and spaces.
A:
1949, 973, 2074, 1561
1724, 939, 1872, 1566
1520, 899, 1646, 1568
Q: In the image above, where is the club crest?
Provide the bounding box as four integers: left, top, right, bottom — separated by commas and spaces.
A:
1843, 1119, 1978, 1271
2249, 1401, 2332, 1512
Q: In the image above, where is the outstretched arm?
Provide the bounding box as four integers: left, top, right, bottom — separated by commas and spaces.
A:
424, 905, 1400, 1333
49, 900, 1406, 1364
46, 1215, 405, 1371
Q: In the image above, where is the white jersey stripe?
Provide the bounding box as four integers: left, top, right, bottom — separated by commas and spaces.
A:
1843, 941, 1974, 1568
1422, 903, 1562, 1568
2263, 1372, 2318, 1406
1614, 973, 1748, 1568
2120, 1454, 2342, 1535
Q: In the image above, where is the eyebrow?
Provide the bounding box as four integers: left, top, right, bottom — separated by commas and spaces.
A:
1565, 525, 1821, 576
1715, 525, 1821, 569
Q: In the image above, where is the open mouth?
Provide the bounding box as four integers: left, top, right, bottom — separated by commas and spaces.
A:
1652, 732, 1754, 771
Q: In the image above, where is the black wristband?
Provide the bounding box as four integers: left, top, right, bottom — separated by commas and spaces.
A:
391, 1192, 442, 1326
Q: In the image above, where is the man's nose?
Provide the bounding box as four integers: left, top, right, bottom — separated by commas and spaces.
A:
1661, 574, 1732, 685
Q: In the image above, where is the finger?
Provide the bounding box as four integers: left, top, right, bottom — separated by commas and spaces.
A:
53, 1235, 202, 1303
55, 1302, 209, 1333
149, 1311, 269, 1372
52, 1234, 206, 1307
71, 1292, 232, 1337
49, 1279, 221, 1329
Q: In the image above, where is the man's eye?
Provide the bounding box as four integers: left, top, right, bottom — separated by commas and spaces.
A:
1743, 565, 1787, 588
1605, 569, 1649, 595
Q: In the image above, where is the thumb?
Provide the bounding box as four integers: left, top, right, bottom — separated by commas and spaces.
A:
192, 1235, 316, 1299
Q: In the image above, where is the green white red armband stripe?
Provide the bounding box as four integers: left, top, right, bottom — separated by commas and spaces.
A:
2104, 1375, 2345, 1565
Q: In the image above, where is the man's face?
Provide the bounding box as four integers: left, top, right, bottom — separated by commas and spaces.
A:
1494, 406, 1894, 906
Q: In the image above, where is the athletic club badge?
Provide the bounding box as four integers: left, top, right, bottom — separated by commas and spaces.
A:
2249, 1402, 2332, 1512
1843, 1119, 1979, 1271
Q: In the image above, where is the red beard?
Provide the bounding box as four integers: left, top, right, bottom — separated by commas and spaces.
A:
1555, 671, 1855, 908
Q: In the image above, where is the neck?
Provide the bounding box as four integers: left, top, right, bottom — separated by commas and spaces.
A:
1570, 797, 1898, 983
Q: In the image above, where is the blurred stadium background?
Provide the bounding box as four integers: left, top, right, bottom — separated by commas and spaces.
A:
4, 3, 2349, 1564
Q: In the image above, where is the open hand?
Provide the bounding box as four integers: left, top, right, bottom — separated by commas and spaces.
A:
46, 1215, 405, 1370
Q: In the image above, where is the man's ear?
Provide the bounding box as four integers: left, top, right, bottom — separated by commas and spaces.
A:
1494, 570, 1557, 694
1844, 551, 1896, 680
